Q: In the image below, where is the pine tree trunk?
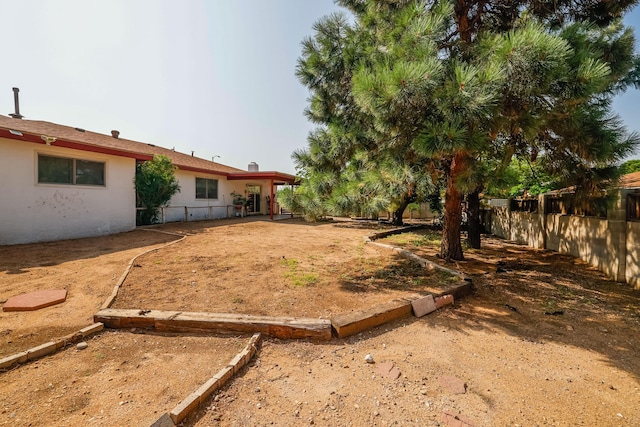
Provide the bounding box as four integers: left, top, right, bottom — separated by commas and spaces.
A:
467, 188, 482, 249
391, 196, 411, 226
441, 153, 465, 261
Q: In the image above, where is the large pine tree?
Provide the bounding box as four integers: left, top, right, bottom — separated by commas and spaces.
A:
290, 0, 638, 260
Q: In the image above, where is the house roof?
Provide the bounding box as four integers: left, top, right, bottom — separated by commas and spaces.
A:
544, 170, 640, 196
620, 171, 640, 189
0, 115, 298, 183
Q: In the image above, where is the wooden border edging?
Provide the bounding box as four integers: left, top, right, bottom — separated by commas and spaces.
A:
101, 231, 187, 310
364, 226, 472, 281
331, 298, 413, 338
366, 224, 426, 241
0, 323, 104, 371
150, 333, 263, 426
330, 280, 473, 338
94, 309, 333, 341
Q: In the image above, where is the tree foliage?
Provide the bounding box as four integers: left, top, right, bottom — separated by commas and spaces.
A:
292, 0, 639, 259
620, 158, 640, 175
484, 157, 561, 198
134, 155, 181, 225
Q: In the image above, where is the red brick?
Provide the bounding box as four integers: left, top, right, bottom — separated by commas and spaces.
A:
411, 295, 437, 317
376, 362, 401, 379
441, 411, 476, 426
435, 294, 454, 309
388, 366, 401, 379
439, 375, 467, 394
377, 361, 394, 376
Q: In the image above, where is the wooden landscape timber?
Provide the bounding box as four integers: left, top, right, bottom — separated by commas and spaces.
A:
331, 298, 414, 338
94, 309, 333, 341
0, 323, 104, 370
331, 280, 472, 338
95, 280, 472, 342
162, 333, 263, 425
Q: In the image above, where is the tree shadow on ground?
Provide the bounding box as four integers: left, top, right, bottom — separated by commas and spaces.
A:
337, 254, 458, 295
379, 231, 640, 382
0, 230, 179, 274
148, 215, 329, 236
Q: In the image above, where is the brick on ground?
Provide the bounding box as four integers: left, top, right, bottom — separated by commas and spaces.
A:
377, 361, 401, 379
439, 375, 467, 394
435, 294, 454, 308
411, 295, 437, 317
441, 411, 476, 427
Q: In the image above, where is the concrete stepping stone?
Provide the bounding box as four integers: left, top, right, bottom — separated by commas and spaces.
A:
3, 289, 67, 312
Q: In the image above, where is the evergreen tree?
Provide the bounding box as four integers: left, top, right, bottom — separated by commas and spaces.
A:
294, 0, 638, 260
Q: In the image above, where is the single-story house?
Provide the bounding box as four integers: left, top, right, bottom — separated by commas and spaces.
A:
0, 114, 297, 245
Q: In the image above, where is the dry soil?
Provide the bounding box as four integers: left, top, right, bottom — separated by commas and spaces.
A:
1, 217, 639, 426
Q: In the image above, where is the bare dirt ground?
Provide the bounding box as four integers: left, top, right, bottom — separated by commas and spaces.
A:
1, 217, 639, 426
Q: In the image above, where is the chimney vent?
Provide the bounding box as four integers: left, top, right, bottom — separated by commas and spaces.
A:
111, 130, 120, 138
248, 162, 259, 172
9, 87, 24, 119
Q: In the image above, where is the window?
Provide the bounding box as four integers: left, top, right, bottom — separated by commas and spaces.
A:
38, 154, 105, 186
196, 177, 218, 199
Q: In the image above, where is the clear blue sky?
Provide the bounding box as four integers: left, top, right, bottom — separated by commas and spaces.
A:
1, 1, 638, 174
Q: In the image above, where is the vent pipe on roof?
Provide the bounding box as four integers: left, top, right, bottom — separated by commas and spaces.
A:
248, 162, 259, 172
111, 130, 120, 139
9, 87, 24, 119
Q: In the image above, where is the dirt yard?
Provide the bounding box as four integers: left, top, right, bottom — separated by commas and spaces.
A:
1, 217, 639, 426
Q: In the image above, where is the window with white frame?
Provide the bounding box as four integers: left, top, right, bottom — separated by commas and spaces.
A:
195, 177, 218, 199
38, 154, 105, 186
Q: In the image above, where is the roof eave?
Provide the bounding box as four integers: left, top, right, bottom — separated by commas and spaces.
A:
227, 171, 299, 184
0, 127, 152, 160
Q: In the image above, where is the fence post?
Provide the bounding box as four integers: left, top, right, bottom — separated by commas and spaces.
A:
539, 194, 546, 249
607, 189, 627, 282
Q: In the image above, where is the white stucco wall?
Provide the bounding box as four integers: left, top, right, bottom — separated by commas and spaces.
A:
162, 170, 230, 222
0, 138, 136, 245
163, 170, 271, 222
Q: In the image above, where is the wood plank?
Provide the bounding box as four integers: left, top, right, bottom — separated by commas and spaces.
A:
94, 309, 181, 329
331, 299, 413, 339
435, 280, 474, 300
94, 309, 332, 341
170, 392, 201, 425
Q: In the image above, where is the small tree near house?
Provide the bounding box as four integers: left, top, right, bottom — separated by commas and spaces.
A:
134, 155, 180, 225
